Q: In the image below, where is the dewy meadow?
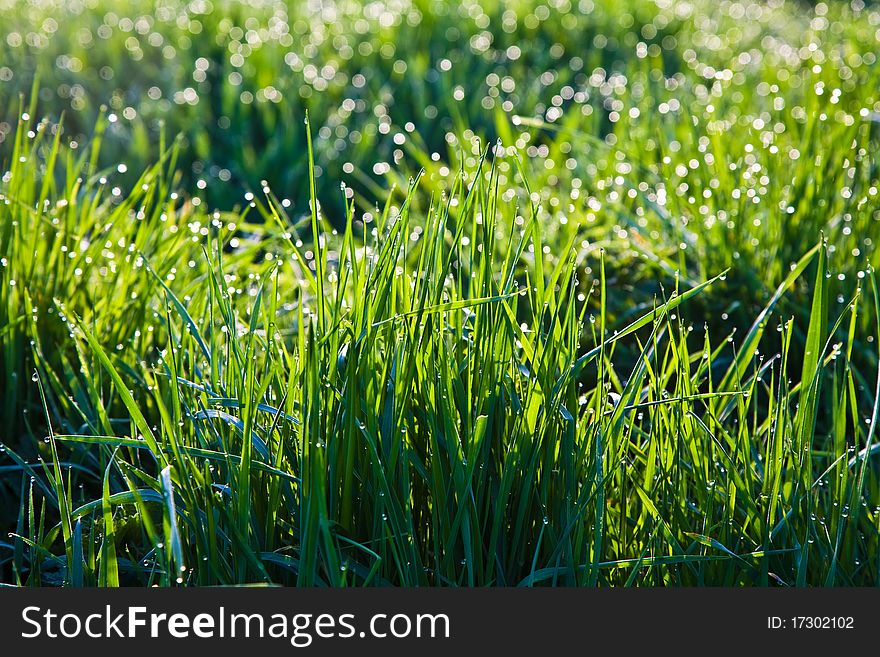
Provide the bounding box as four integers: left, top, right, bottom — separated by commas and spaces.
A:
0, 0, 879, 587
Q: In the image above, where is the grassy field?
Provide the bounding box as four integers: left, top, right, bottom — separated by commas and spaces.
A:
1, 0, 879, 586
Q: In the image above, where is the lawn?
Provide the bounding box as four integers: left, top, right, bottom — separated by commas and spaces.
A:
1, 0, 879, 586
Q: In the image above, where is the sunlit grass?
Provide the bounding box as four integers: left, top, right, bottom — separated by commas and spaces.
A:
1, 0, 879, 586
1, 109, 878, 586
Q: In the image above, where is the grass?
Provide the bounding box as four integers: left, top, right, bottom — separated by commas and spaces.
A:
0, 0, 879, 586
